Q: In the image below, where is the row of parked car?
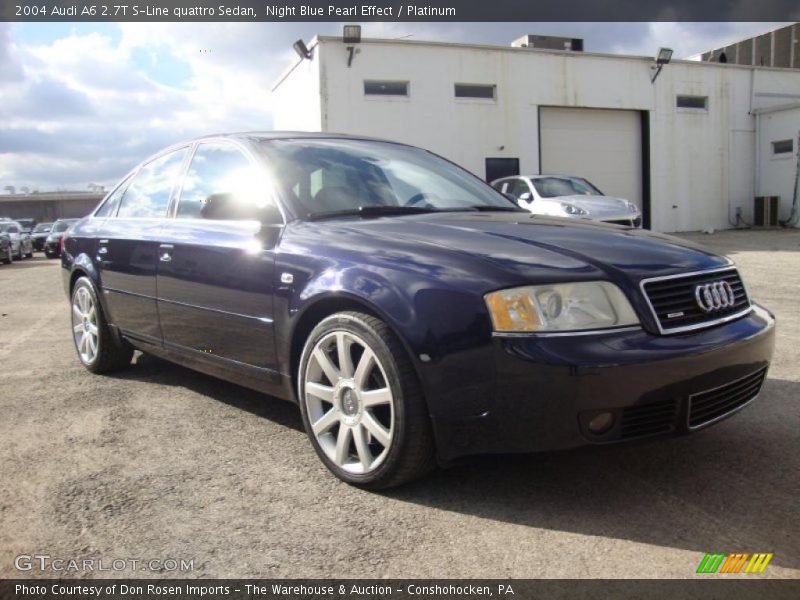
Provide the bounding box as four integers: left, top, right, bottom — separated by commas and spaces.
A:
0, 217, 80, 264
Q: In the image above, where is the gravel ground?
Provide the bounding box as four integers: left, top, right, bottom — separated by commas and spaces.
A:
0, 229, 798, 579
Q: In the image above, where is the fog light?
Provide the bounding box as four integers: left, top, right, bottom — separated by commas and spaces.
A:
588, 411, 615, 435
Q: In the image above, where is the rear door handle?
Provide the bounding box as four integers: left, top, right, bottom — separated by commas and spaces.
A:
159, 244, 174, 263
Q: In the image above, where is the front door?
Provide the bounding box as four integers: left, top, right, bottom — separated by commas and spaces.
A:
156, 141, 280, 372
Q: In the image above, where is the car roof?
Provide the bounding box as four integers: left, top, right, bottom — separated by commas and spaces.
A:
195, 131, 395, 144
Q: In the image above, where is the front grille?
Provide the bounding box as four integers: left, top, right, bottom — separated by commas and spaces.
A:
688, 368, 767, 429
641, 267, 750, 334
619, 397, 679, 439
606, 218, 638, 227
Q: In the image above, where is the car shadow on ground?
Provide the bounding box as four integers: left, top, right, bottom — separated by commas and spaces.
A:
109, 354, 799, 570
388, 376, 800, 570
115, 351, 305, 433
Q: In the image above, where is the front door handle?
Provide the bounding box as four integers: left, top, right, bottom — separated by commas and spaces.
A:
159, 244, 174, 263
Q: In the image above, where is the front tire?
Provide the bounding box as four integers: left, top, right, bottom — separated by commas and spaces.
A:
298, 311, 435, 489
71, 277, 133, 373
1, 247, 11, 264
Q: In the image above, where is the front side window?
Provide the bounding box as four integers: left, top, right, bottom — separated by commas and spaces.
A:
177, 143, 272, 220
508, 179, 532, 199
258, 139, 517, 218
117, 148, 188, 218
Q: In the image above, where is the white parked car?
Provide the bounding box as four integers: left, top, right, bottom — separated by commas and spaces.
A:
491, 175, 642, 227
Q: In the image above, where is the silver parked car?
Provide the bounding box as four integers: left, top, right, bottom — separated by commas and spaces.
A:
0, 221, 34, 259
491, 175, 642, 227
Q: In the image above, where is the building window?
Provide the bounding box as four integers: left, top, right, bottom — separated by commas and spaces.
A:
455, 83, 496, 100
676, 95, 709, 110
772, 139, 794, 155
364, 80, 409, 96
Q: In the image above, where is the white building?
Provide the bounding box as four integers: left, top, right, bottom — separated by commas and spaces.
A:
273, 35, 800, 232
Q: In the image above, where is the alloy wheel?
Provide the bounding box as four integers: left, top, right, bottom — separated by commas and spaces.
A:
71, 286, 99, 364
303, 331, 395, 474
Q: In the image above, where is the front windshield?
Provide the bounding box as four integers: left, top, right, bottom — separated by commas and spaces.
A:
33, 223, 52, 233
0, 224, 10, 233
257, 139, 517, 218
532, 177, 603, 198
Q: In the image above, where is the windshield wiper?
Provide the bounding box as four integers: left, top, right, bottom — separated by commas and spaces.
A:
307, 206, 441, 221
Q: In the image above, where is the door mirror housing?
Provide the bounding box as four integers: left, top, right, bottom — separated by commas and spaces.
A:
519, 192, 533, 202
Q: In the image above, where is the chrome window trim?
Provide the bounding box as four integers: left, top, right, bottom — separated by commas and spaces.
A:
686, 367, 767, 431
639, 265, 752, 335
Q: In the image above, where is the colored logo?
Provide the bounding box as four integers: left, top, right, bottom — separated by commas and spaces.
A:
696, 552, 773, 574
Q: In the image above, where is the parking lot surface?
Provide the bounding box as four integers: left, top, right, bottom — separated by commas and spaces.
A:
1, 229, 798, 579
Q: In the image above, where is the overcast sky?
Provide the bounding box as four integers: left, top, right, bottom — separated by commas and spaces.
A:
0, 21, 792, 192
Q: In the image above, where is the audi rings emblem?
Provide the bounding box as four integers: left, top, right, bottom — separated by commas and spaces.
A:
695, 281, 735, 312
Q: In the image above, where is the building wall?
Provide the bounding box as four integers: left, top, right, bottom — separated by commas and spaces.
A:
272, 48, 323, 131
274, 38, 800, 232
0, 194, 103, 223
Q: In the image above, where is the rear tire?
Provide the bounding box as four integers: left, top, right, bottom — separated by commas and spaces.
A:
298, 311, 435, 489
71, 277, 133, 373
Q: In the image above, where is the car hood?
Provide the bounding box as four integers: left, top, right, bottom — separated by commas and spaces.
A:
328, 211, 729, 285
552, 194, 638, 217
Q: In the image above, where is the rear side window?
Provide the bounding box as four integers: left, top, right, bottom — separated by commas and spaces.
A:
177, 143, 261, 219
95, 176, 132, 218
117, 148, 188, 218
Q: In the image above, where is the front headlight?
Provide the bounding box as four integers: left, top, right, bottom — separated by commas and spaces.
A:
485, 281, 639, 333
626, 202, 639, 213
561, 203, 587, 216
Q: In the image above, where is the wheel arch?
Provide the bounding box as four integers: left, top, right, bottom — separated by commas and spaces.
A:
288, 292, 428, 409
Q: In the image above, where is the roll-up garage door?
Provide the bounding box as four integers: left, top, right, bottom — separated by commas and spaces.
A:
539, 107, 643, 209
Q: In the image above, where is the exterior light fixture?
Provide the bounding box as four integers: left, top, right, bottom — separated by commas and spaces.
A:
343, 24, 361, 67
651, 47, 673, 83
293, 39, 312, 61
343, 25, 361, 45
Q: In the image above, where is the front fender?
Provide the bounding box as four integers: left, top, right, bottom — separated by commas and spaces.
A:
281, 262, 498, 425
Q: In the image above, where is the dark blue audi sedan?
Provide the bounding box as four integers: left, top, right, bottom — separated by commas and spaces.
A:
62, 132, 775, 488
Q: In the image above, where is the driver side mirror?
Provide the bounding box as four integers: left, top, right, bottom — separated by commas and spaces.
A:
519, 192, 532, 202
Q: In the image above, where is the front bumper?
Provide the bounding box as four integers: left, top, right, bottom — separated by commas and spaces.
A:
599, 215, 642, 227
435, 304, 775, 460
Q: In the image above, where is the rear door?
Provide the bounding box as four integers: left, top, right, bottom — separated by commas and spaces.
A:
96, 147, 189, 345
155, 141, 281, 372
